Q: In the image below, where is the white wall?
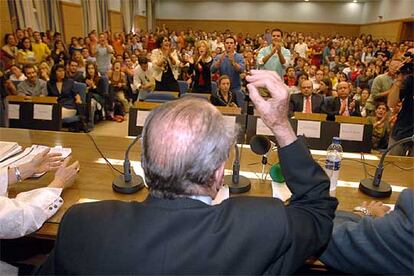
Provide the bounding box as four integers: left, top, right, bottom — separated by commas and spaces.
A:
157, 0, 412, 24
108, 0, 121, 11
157, 0, 365, 24
361, 0, 413, 23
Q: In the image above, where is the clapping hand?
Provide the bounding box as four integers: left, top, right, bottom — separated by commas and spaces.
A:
246, 70, 296, 147
48, 157, 80, 189
31, 148, 63, 175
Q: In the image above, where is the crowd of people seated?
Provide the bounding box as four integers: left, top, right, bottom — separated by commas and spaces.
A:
0, 26, 412, 150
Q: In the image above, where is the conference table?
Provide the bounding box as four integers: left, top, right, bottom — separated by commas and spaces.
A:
1, 128, 413, 239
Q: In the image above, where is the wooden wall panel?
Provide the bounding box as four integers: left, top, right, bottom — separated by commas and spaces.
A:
0, 0, 13, 44
359, 21, 403, 42
109, 11, 123, 33
135, 16, 147, 32
155, 19, 360, 37
60, 1, 84, 42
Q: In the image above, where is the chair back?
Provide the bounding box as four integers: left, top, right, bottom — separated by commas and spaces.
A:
178, 80, 189, 95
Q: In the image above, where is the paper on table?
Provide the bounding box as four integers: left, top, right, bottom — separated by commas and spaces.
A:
136, 110, 150, 127
8, 104, 20, 119
0, 142, 22, 163
272, 182, 292, 202
33, 104, 53, 120
296, 120, 321, 138
212, 185, 230, 205
256, 118, 273, 136
339, 123, 364, 141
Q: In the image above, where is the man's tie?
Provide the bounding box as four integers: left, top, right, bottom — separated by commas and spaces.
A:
304, 97, 312, 113
341, 99, 349, 116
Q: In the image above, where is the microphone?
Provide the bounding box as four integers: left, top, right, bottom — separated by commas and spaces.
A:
359, 135, 414, 198
224, 144, 251, 194
250, 135, 276, 179
113, 135, 145, 194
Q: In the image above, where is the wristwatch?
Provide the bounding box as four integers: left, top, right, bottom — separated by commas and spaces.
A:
353, 206, 372, 216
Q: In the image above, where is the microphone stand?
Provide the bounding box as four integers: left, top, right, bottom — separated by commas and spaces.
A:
113, 135, 145, 194
224, 144, 251, 193
359, 135, 414, 198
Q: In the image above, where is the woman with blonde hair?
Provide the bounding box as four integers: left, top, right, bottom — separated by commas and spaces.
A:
38, 61, 51, 81
189, 40, 213, 93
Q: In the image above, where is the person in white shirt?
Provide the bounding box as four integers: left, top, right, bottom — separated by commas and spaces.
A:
0, 149, 79, 239
293, 36, 308, 59
132, 56, 155, 101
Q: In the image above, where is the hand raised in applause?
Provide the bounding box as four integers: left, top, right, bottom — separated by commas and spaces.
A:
48, 157, 80, 189
31, 148, 64, 175
246, 70, 296, 147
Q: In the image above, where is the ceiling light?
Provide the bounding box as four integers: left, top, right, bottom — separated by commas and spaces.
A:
353, 0, 358, 2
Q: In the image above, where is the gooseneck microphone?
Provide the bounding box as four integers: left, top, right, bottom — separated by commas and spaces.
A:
359, 135, 414, 198
113, 135, 145, 194
224, 144, 251, 194
250, 135, 274, 179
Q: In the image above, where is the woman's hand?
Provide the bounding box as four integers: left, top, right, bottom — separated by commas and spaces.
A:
31, 148, 64, 175
48, 157, 80, 189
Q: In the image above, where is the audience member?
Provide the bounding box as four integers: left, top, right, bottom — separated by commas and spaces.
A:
36, 70, 337, 275
107, 61, 129, 115
32, 31, 51, 64
151, 35, 180, 92
17, 64, 47, 97
367, 102, 391, 150
66, 60, 84, 82
1, 34, 18, 69
38, 61, 51, 81
210, 75, 237, 107
93, 33, 114, 75
132, 56, 155, 101
189, 40, 213, 93
8, 65, 27, 81
51, 40, 69, 66
326, 81, 361, 120
257, 28, 290, 78
289, 79, 325, 117
16, 37, 37, 66
211, 36, 245, 106
47, 64, 82, 119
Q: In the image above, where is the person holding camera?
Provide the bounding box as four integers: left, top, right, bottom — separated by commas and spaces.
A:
387, 49, 413, 156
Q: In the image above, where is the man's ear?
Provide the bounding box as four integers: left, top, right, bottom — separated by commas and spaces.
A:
212, 161, 226, 193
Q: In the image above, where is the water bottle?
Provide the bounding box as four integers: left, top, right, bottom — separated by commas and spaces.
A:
325, 137, 343, 197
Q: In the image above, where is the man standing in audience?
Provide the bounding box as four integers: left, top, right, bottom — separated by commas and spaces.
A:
17, 65, 47, 97
365, 59, 402, 112
132, 56, 155, 101
257, 29, 290, 78
326, 81, 361, 120
294, 36, 308, 59
289, 79, 325, 117
36, 70, 337, 275
211, 36, 245, 107
31, 31, 50, 64
92, 33, 114, 75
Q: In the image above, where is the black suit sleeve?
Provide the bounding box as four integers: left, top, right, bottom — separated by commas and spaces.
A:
276, 137, 338, 273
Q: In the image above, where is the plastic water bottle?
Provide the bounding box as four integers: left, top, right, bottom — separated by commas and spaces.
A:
325, 137, 343, 197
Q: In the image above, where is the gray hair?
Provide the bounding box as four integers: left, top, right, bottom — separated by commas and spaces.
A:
141, 97, 237, 199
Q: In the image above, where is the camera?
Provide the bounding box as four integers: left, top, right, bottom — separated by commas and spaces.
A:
398, 52, 414, 74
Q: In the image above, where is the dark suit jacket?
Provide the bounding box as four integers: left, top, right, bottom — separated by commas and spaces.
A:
320, 189, 414, 274
289, 93, 325, 117
325, 97, 361, 121
36, 138, 337, 275
47, 78, 78, 109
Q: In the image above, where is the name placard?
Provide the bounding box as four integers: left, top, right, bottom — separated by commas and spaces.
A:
8, 104, 20, 119
297, 120, 321, 138
33, 104, 53, 120
339, 123, 364, 141
136, 110, 150, 127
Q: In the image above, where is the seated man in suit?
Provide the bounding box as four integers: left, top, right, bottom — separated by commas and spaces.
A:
288, 79, 325, 117
36, 70, 337, 275
326, 81, 361, 121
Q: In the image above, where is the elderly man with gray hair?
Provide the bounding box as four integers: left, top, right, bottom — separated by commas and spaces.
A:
37, 70, 337, 275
